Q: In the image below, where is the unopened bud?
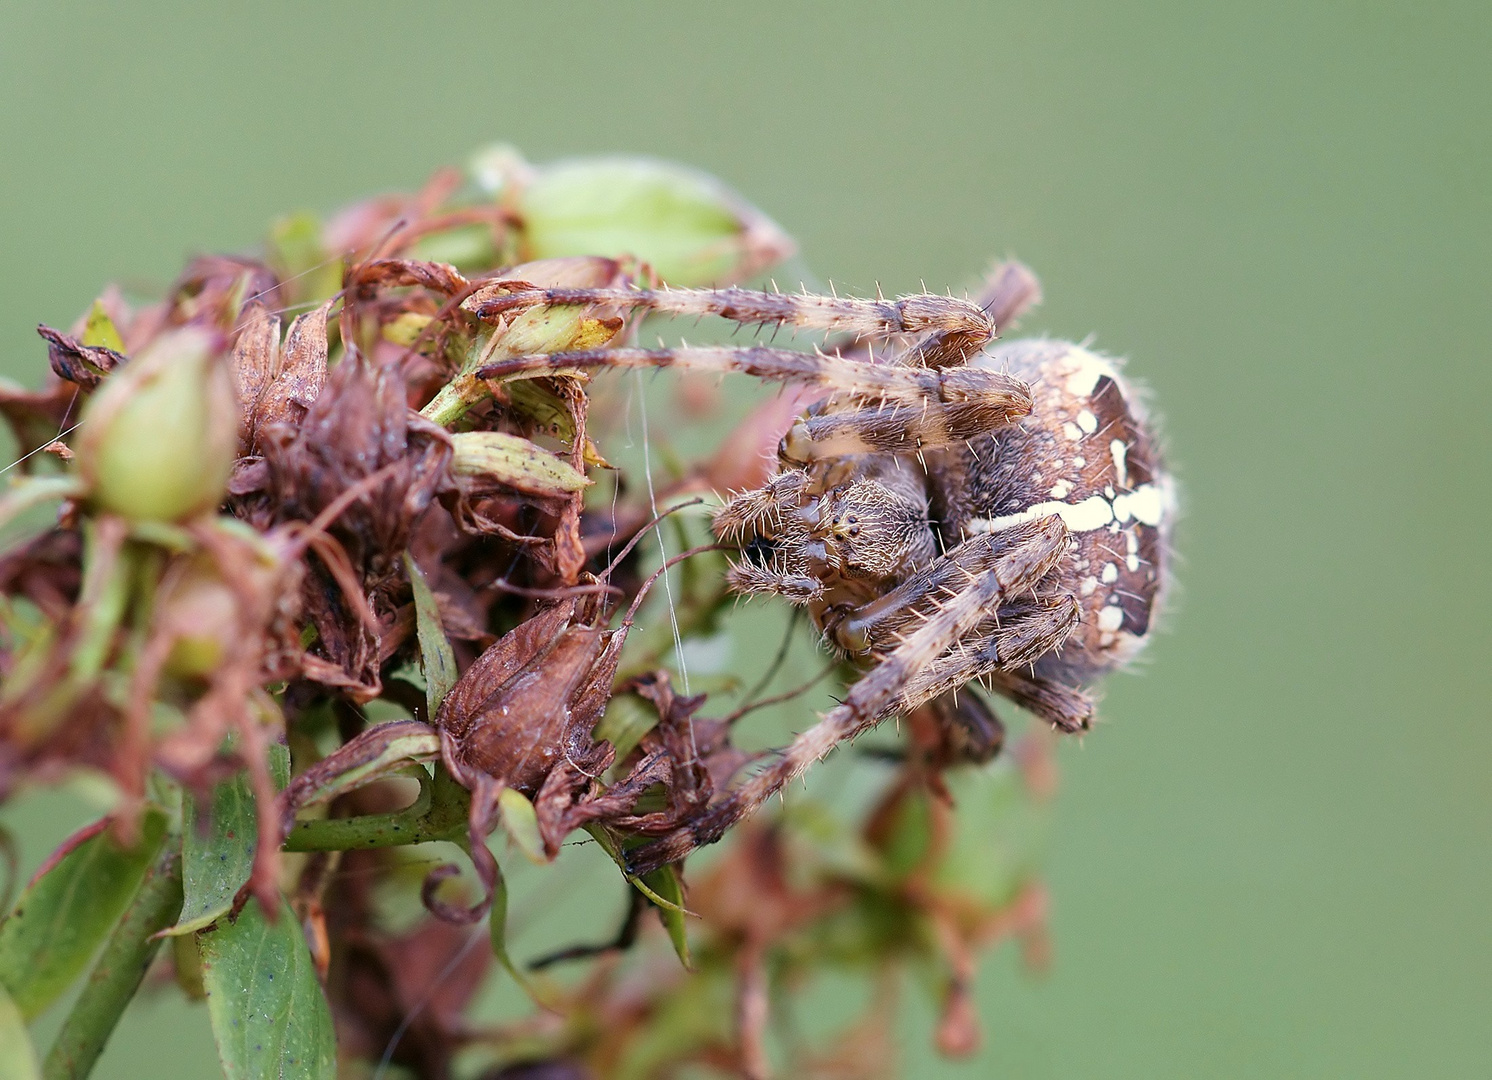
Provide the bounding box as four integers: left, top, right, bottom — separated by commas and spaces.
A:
450, 431, 590, 498
76, 327, 237, 522
156, 553, 239, 679
512, 157, 795, 286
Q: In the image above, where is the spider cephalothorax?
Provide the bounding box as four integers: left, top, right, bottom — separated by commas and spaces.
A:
471, 267, 1173, 872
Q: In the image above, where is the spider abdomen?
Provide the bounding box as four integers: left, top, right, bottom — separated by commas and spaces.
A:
938, 340, 1174, 681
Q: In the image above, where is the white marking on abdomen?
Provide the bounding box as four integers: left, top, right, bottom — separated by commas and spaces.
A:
970, 493, 1114, 534
1110, 439, 1129, 488
1112, 483, 1165, 526
970, 480, 1170, 537
1062, 347, 1120, 397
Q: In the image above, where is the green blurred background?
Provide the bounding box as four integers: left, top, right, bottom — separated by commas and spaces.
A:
2, 1, 1488, 1076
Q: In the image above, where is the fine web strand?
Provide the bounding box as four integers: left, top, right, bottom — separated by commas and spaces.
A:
633, 369, 692, 700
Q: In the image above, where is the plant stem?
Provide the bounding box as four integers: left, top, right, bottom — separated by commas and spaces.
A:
283, 764, 470, 852
42, 840, 183, 1080
420, 373, 490, 427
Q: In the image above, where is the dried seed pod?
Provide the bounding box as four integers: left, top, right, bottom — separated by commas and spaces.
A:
74, 326, 237, 523
436, 601, 614, 796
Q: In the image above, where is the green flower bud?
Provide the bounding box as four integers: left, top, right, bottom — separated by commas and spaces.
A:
156, 554, 239, 679
76, 327, 237, 523
449, 431, 590, 498
512, 157, 795, 286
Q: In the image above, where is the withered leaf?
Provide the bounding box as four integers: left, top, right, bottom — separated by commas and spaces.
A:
36, 325, 125, 390
437, 601, 608, 794
348, 258, 470, 297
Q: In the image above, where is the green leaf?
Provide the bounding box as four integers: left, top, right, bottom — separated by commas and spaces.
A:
497, 788, 546, 864
404, 552, 457, 716
169, 744, 290, 936
409, 224, 498, 271
0, 982, 40, 1080
640, 864, 692, 969
931, 758, 1051, 909
81, 300, 125, 353
198, 897, 335, 1080
582, 824, 695, 959
0, 808, 167, 1020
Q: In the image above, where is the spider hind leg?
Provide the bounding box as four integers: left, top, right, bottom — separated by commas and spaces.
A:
625, 516, 1072, 875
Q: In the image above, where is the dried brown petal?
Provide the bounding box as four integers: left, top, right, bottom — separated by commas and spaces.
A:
256, 300, 331, 433
229, 304, 281, 453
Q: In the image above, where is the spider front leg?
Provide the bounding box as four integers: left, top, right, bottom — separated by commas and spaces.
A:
468, 284, 996, 364
625, 516, 1071, 876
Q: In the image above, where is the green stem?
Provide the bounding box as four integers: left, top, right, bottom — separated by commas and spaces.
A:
42, 840, 183, 1080
420, 373, 489, 427
283, 764, 470, 851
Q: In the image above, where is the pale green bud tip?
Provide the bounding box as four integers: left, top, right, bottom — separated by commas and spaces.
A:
450, 431, 590, 498
77, 327, 238, 523
468, 142, 534, 198
514, 157, 796, 287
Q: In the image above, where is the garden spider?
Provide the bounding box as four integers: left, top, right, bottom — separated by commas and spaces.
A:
470, 269, 1174, 874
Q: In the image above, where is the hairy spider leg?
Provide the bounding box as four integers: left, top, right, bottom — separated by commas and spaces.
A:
477, 346, 1031, 454
900, 595, 1084, 716
468, 284, 995, 362
828, 517, 1066, 653
625, 518, 1071, 875
983, 667, 1096, 735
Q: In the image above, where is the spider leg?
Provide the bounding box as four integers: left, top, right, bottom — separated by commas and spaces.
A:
778, 388, 1031, 461
724, 557, 824, 603
467, 284, 994, 351
983, 667, 1096, 734
900, 595, 1084, 715
625, 517, 1070, 876
476, 346, 1031, 437
829, 517, 1066, 654
712, 469, 810, 540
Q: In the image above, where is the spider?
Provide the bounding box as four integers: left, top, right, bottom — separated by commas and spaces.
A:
469, 265, 1173, 874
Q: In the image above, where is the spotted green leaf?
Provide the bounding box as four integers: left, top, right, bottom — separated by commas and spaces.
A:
266, 212, 342, 304
0, 808, 167, 1020
167, 744, 290, 936
449, 431, 591, 497
198, 897, 335, 1080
